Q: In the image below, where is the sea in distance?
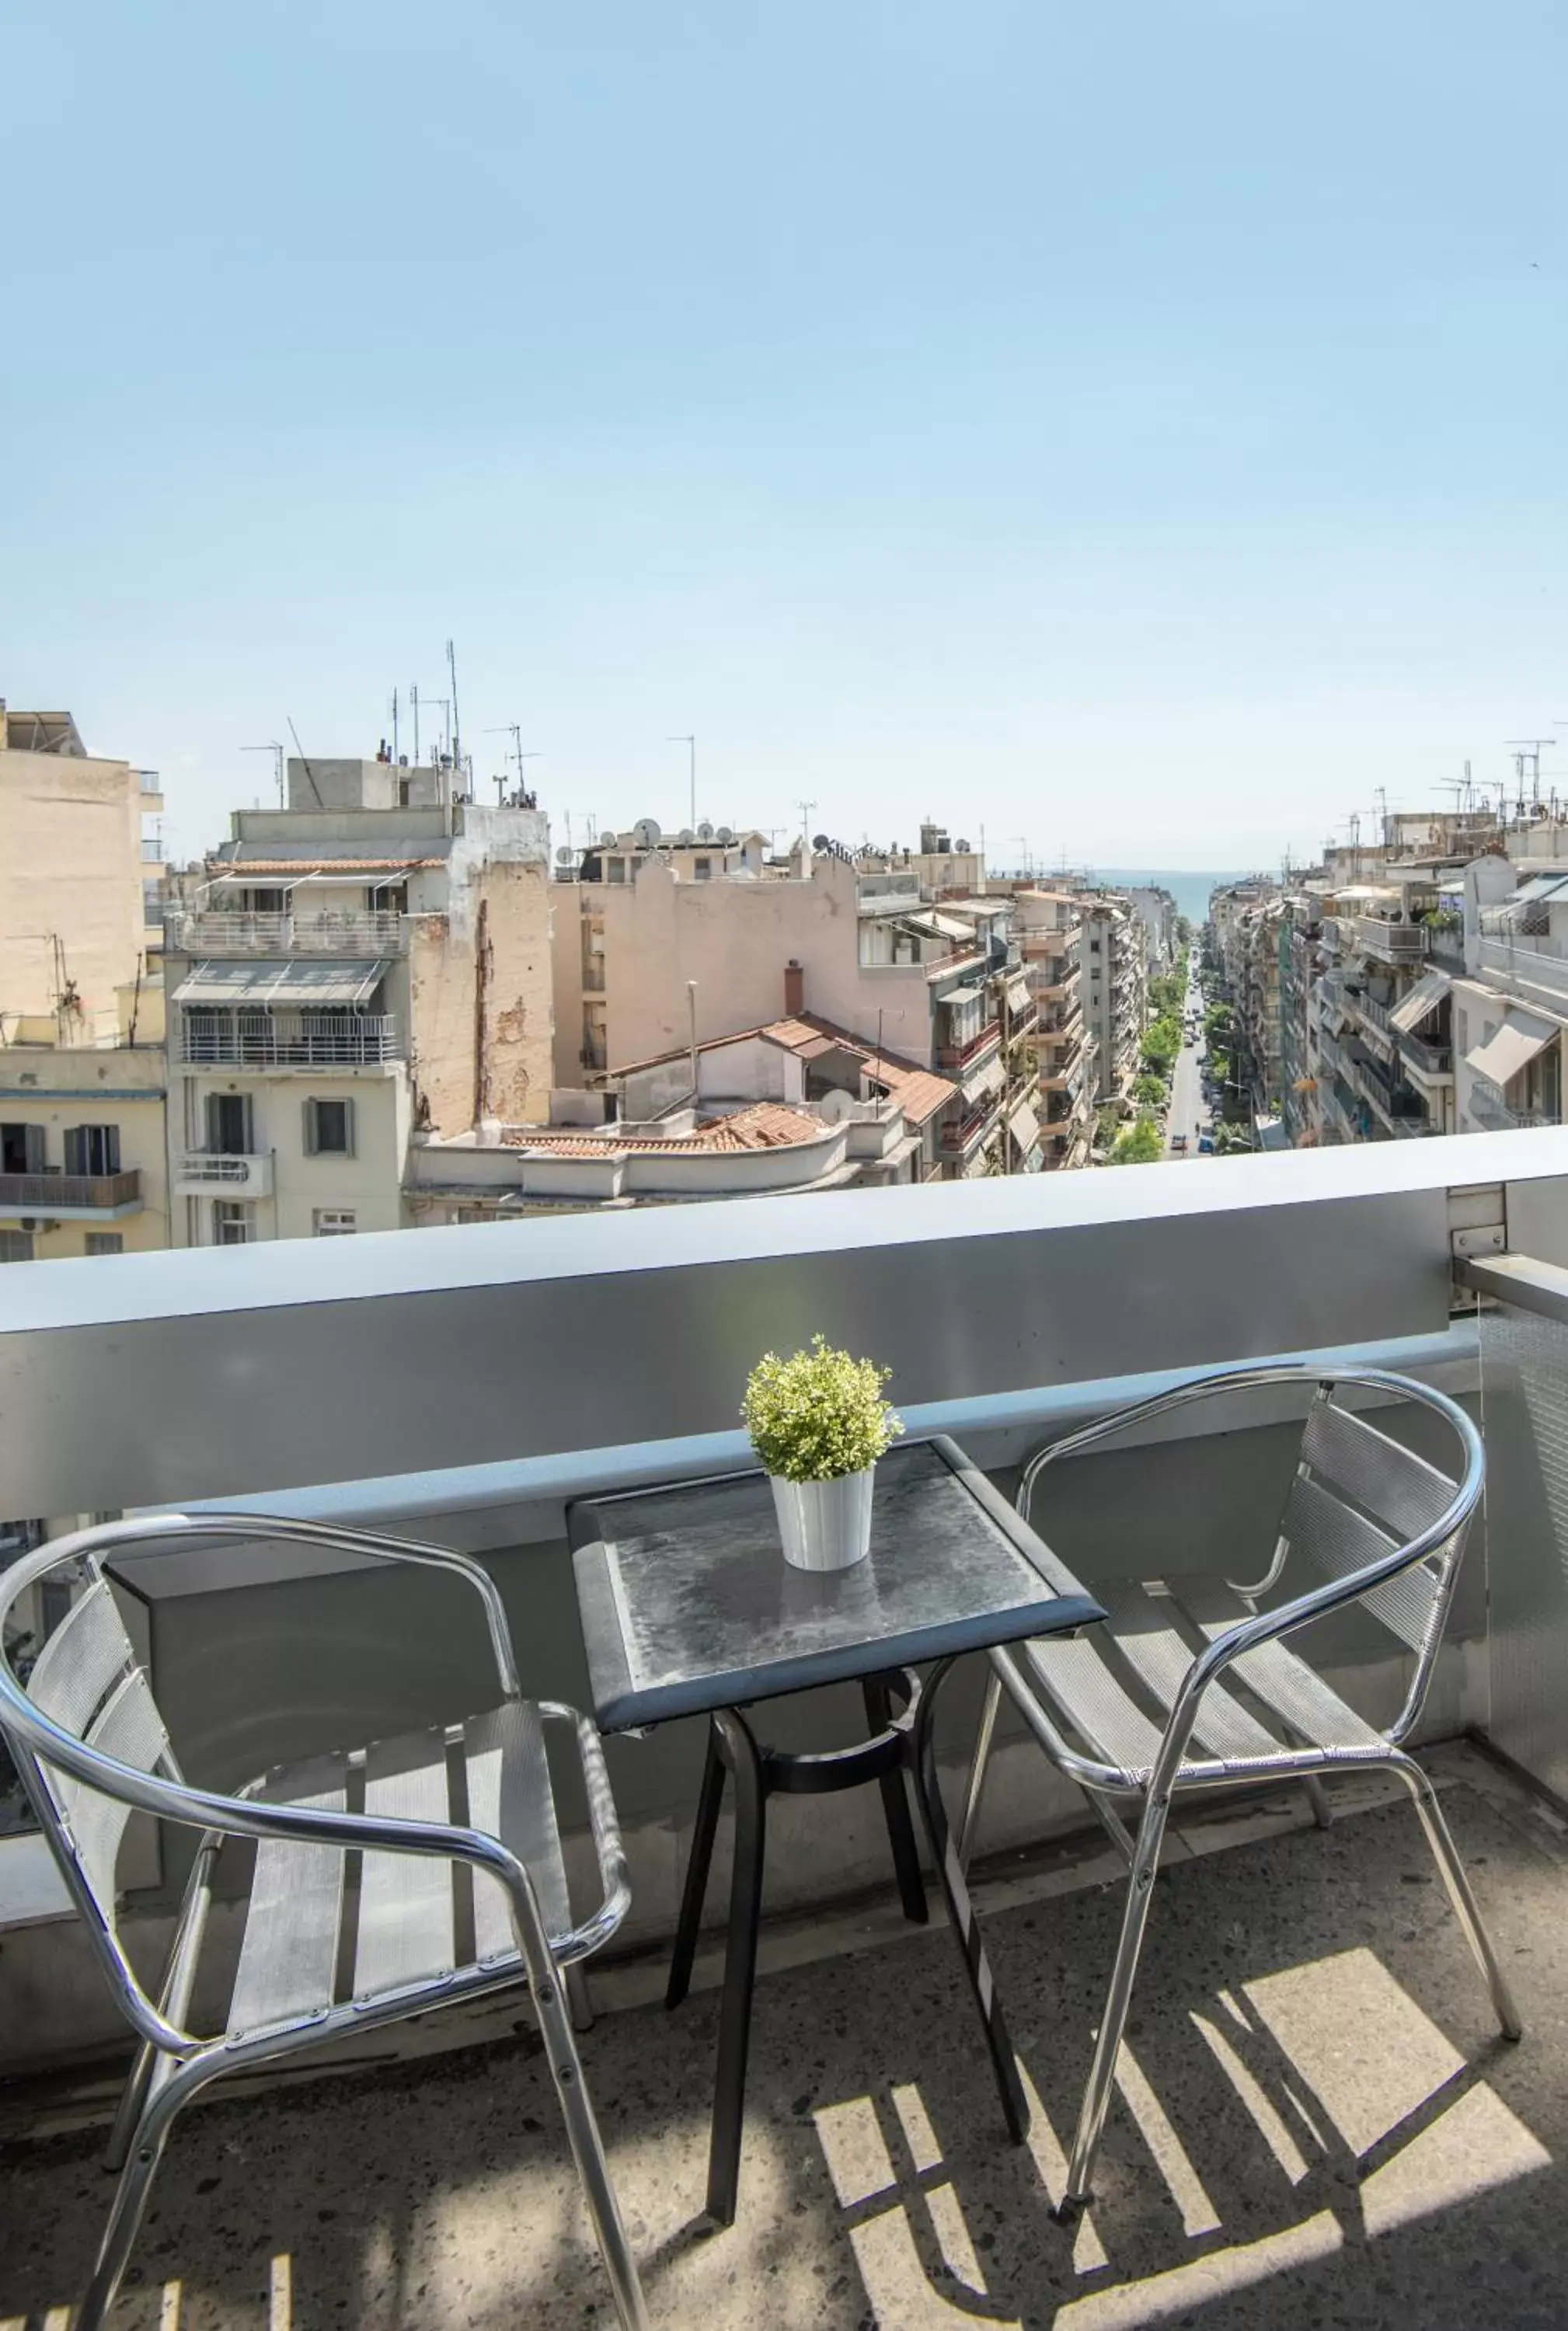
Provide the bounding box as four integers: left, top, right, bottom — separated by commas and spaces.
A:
1093, 869, 1250, 929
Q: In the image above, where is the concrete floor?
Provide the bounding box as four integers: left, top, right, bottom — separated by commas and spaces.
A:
4, 1751, 1566, 2331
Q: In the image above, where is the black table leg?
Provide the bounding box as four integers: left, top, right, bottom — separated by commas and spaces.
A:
906, 1656, 1030, 2145
705, 1706, 767, 2227
862, 1674, 929, 1925
667, 1719, 727, 2010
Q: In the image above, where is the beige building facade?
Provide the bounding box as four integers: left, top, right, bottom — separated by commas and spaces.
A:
162, 761, 552, 1246
0, 1037, 169, 1263
0, 702, 162, 1047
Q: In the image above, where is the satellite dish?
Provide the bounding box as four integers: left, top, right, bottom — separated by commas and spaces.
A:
697, 821, 714, 841
677, 828, 695, 845
954, 838, 971, 854
632, 816, 661, 848
555, 845, 575, 866
716, 825, 734, 845
598, 829, 617, 847
811, 832, 830, 852
817, 1088, 855, 1124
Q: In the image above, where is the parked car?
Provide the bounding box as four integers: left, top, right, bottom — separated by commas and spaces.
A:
1171, 1132, 1190, 1155
1198, 1132, 1215, 1154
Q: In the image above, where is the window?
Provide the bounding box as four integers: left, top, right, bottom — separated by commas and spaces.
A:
64, 1124, 120, 1176
695, 856, 713, 880
205, 1092, 253, 1153
313, 1208, 357, 1236
0, 1231, 34, 1263
606, 856, 626, 883
212, 1200, 253, 1246
0, 1124, 46, 1176
302, 1096, 355, 1156
85, 1232, 124, 1256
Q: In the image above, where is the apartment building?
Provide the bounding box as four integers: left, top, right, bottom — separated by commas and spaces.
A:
0, 989, 169, 1264
0, 702, 162, 1047
406, 1006, 959, 1219
1081, 896, 1147, 1109
161, 756, 552, 1244
1453, 855, 1568, 1135
1313, 871, 1460, 1146
1126, 885, 1179, 974
553, 841, 1016, 1176
1013, 889, 1092, 1167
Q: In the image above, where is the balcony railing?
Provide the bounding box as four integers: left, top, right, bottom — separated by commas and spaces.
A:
172, 1152, 274, 1197
936, 1022, 1001, 1072
166, 910, 408, 956
1398, 1027, 1454, 1079
1355, 916, 1426, 964
939, 1096, 1002, 1153
179, 1013, 402, 1067
1476, 932, 1568, 1003
0, 1168, 142, 1215
1469, 1076, 1558, 1133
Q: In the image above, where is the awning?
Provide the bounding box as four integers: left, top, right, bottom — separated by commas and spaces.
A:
206, 869, 333, 891
1009, 1098, 1042, 1151
175, 959, 386, 1007
943, 981, 986, 1008
963, 1053, 1005, 1104
1465, 1008, 1560, 1089
1389, 969, 1451, 1033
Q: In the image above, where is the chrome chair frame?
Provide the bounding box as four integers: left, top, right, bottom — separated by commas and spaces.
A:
0, 1512, 649, 2331
954, 1363, 1521, 2221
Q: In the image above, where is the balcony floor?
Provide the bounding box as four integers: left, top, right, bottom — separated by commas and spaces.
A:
2, 1744, 1564, 2329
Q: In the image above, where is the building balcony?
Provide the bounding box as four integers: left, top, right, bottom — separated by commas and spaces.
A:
166, 911, 408, 956
0, 1168, 142, 1221
14, 1138, 1568, 2324
1398, 1028, 1454, 1083
1469, 1076, 1558, 1134
939, 1094, 1002, 1155
1355, 917, 1427, 966
177, 1012, 402, 1068
171, 1152, 274, 1198
936, 1023, 1001, 1075
1476, 933, 1568, 1005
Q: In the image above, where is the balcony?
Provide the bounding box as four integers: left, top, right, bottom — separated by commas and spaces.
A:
939, 1094, 1002, 1155
12, 1137, 1568, 2327
1477, 932, 1568, 1006
1469, 1075, 1558, 1134
1398, 1026, 1454, 1082
1355, 916, 1427, 965
0, 1168, 142, 1219
166, 910, 408, 956
171, 1152, 274, 1197
178, 1012, 402, 1068
936, 1021, 1001, 1075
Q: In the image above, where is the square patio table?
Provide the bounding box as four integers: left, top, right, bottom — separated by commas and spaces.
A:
569, 1434, 1103, 2225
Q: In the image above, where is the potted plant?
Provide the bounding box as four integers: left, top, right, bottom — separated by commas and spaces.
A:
742, 1333, 904, 1572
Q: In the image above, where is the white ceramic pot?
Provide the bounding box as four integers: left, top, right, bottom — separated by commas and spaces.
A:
770, 1465, 876, 1573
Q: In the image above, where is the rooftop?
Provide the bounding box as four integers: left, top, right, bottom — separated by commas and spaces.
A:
504, 1101, 828, 1156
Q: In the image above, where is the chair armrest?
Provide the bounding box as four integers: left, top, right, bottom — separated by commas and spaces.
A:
540, 1702, 632, 1961
38, 1510, 524, 1697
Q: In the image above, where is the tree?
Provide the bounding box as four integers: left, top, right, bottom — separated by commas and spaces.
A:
1108, 1114, 1166, 1166
1132, 1071, 1168, 1107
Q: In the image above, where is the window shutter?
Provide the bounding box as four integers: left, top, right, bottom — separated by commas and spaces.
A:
302, 1100, 318, 1155
64, 1127, 85, 1176
343, 1097, 356, 1158
24, 1124, 46, 1175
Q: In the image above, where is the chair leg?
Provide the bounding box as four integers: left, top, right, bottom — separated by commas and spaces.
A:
102, 2037, 157, 2176
666, 1719, 727, 2009
565, 1960, 595, 2032
531, 1954, 650, 2330
1390, 1755, 1522, 2041
956, 1662, 1004, 1870
77, 2055, 217, 2331
1058, 1782, 1176, 2222
1302, 1775, 1334, 1831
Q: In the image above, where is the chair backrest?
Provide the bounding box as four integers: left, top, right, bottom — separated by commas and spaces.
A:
1281, 1382, 1472, 1724
2, 1550, 180, 2040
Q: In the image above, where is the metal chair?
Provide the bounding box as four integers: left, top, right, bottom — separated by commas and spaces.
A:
0, 1513, 649, 2331
955, 1364, 1521, 2222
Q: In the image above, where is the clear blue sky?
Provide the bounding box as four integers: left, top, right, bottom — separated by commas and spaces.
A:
5, 3, 1566, 869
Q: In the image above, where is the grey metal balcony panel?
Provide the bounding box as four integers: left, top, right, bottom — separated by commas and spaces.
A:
3, 1135, 1566, 1521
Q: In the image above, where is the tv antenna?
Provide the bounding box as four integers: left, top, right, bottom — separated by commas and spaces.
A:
446, 639, 464, 789
243, 740, 285, 807
287, 717, 324, 808
1507, 737, 1556, 810
796, 801, 817, 859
